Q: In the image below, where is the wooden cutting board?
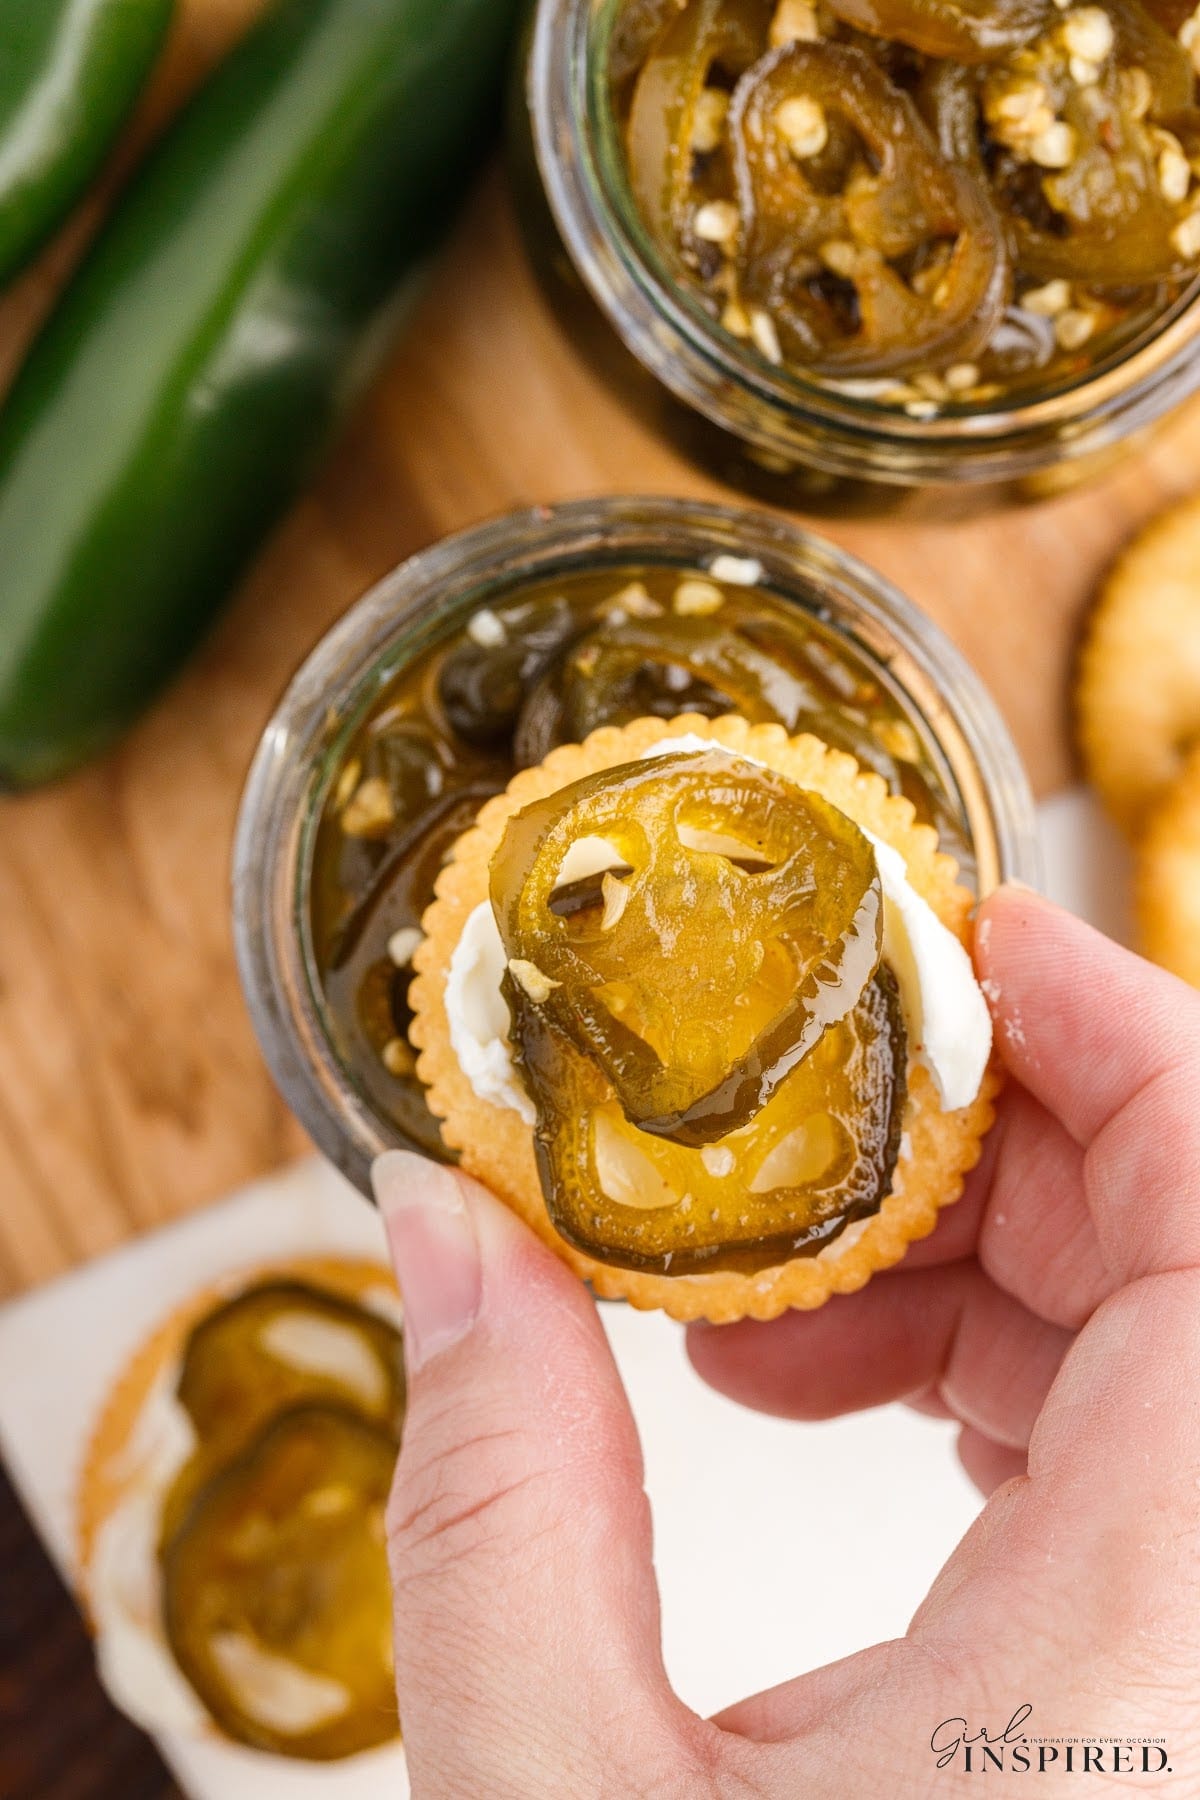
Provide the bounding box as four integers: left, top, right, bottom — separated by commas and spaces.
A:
0, 0, 1195, 1299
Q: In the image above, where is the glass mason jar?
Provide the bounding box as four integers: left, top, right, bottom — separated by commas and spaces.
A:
514, 0, 1200, 516
233, 495, 1040, 1194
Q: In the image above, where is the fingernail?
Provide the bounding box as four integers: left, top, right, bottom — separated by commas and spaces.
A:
372, 1150, 481, 1372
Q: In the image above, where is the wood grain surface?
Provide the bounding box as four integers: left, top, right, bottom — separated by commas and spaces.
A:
1, 0, 1197, 1299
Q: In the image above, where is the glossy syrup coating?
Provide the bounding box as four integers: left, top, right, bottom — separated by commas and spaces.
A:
176, 1282, 406, 1443
512, 964, 907, 1273
74, 1258, 407, 1762
491, 750, 884, 1144
715, 39, 1007, 373
313, 568, 969, 1156
615, 0, 1200, 401
160, 1281, 406, 1547
161, 1406, 399, 1761
491, 750, 904, 1273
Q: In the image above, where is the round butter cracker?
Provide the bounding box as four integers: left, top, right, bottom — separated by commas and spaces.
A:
1136, 741, 1200, 988
410, 713, 998, 1324
1078, 493, 1200, 838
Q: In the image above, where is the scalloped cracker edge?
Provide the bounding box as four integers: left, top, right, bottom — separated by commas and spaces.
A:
410, 713, 998, 1323
1078, 493, 1200, 839
1136, 740, 1200, 987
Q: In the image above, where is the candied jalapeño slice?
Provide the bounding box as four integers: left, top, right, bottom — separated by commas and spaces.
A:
626, 0, 775, 254
162, 1282, 404, 1547
514, 613, 822, 762
512, 967, 907, 1275
161, 1405, 399, 1761
491, 750, 883, 1145
728, 44, 1010, 375
176, 1281, 405, 1444
987, 2, 1199, 285
822, 0, 1051, 62
615, 0, 1200, 394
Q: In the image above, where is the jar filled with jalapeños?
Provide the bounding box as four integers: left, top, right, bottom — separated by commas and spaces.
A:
514, 0, 1200, 510
235, 498, 1037, 1188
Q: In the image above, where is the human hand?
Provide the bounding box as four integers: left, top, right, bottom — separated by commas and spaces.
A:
373, 888, 1200, 1795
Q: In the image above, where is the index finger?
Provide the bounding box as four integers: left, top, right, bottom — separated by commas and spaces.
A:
976, 885, 1200, 1294
976, 885, 1200, 1146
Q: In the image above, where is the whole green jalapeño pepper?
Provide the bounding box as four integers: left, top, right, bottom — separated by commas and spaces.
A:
0, 0, 175, 286
0, 0, 518, 789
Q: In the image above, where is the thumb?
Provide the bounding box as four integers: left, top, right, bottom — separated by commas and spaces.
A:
372, 1151, 696, 1799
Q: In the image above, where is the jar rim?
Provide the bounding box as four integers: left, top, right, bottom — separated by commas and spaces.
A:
233, 494, 1040, 1191
529, 0, 1200, 484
